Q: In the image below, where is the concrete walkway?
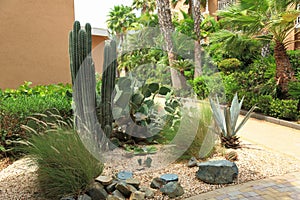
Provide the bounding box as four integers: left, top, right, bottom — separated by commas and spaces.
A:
239, 117, 300, 160
186, 117, 300, 200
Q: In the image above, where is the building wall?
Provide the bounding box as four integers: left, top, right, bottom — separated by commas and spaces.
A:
0, 0, 74, 89
92, 35, 107, 74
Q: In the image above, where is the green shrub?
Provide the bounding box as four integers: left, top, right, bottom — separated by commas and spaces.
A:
24, 128, 103, 199
218, 58, 242, 74
287, 50, 300, 76
256, 95, 273, 115
191, 77, 209, 100
222, 73, 240, 101
269, 99, 299, 120
288, 81, 300, 100
0, 83, 72, 158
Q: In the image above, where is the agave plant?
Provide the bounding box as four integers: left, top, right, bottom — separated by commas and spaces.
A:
209, 93, 256, 149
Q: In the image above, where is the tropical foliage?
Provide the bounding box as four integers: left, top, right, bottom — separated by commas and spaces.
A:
218, 0, 300, 97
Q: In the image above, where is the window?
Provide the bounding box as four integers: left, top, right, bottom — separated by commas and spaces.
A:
296, 4, 300, 28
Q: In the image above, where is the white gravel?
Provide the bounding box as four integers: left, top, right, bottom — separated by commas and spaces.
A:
0, 142, 299, 200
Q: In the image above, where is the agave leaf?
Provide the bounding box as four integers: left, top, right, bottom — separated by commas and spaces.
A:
239, 96, 244, 110
225, 107, 233, 137
235, 105, 256, 134
209, 97, 226, 136
230, 93, 241, 134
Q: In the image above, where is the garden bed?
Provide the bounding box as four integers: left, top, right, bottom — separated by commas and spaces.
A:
0, 141, 299, 200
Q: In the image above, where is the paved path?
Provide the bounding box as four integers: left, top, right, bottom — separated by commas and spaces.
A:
186, 117, 300, 200
186, 172, 300, 200
239, 117, 300, 160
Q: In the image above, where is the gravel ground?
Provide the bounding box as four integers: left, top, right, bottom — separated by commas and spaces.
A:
0, 142, 299, 200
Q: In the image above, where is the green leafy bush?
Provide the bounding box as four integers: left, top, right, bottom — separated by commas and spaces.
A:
256, 95, 273, 115
287, 50, 300, 77
191, 77, 209, 100
222, 73, 240, 101
218, 58, 242, 74
269, 99, 299, 120
25, 128, 103, 199
0, 82, 72, 157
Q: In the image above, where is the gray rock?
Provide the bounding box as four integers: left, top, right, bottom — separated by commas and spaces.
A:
112, 190, 126, 200
129, 191, 145, 200
126, 178, 140, 189
60, 197, 75, 200
150, 177, 166, 189
160, 174, 179, 183
160, 182, 184, 198
140, 187, 155, 198
196, 160, 238, 184
95, 175, 113, 186
106, 181, 118, 193
144, 157, 152, 168
77, 194, 91, 200
107, 194, 123, 200
87, 182, 108, 200
116, 182, 137, 197
117, 171, 133, 180
188, 157, 198, 167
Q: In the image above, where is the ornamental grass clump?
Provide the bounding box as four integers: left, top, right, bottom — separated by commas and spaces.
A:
24, 125, 103, 199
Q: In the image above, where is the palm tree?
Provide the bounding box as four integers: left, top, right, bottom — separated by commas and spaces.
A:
218, 0, 300, 97
132, 0, 156, 14
107, 5, 136, 74
193, 0, 203, 77
156, 0, 186, 88
107, 5, 136, 43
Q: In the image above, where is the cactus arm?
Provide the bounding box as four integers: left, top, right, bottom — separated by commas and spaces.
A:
85, 23, 92, 55
73, 21, 81, 82
69, 31, 75, 84
78, 30, 88, 67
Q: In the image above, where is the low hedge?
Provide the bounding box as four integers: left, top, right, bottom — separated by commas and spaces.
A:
0, 82, 72, 157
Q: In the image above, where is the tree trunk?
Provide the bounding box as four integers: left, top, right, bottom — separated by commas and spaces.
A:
193, 0, 203, 78
156, 0, 186, 89
274, 41, 295, 97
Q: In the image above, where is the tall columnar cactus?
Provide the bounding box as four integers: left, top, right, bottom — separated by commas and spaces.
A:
100, 40, 117, 138
69, 21, 92, 84
68, 21, 117, 150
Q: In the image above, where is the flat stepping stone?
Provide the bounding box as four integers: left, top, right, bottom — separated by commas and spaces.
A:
160, 174, 179, 182
117, 171, 133, 180
95, 175, 113, 185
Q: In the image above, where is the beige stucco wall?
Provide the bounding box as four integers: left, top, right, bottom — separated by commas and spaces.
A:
92, 35, 108, 74
0, 0, 75, 89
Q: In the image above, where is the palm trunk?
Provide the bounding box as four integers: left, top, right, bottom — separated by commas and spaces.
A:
274, 41, 295, 97
156, 0, 186, 89
193, 0, 202, 78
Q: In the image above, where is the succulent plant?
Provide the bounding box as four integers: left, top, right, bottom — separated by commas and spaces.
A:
68, 21, 117, 150
209, 93, 256, 149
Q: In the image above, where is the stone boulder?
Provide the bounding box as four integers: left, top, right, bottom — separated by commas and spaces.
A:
160, 182, 184, 198
196, 160, 238, 184
86, 182, 108, 200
